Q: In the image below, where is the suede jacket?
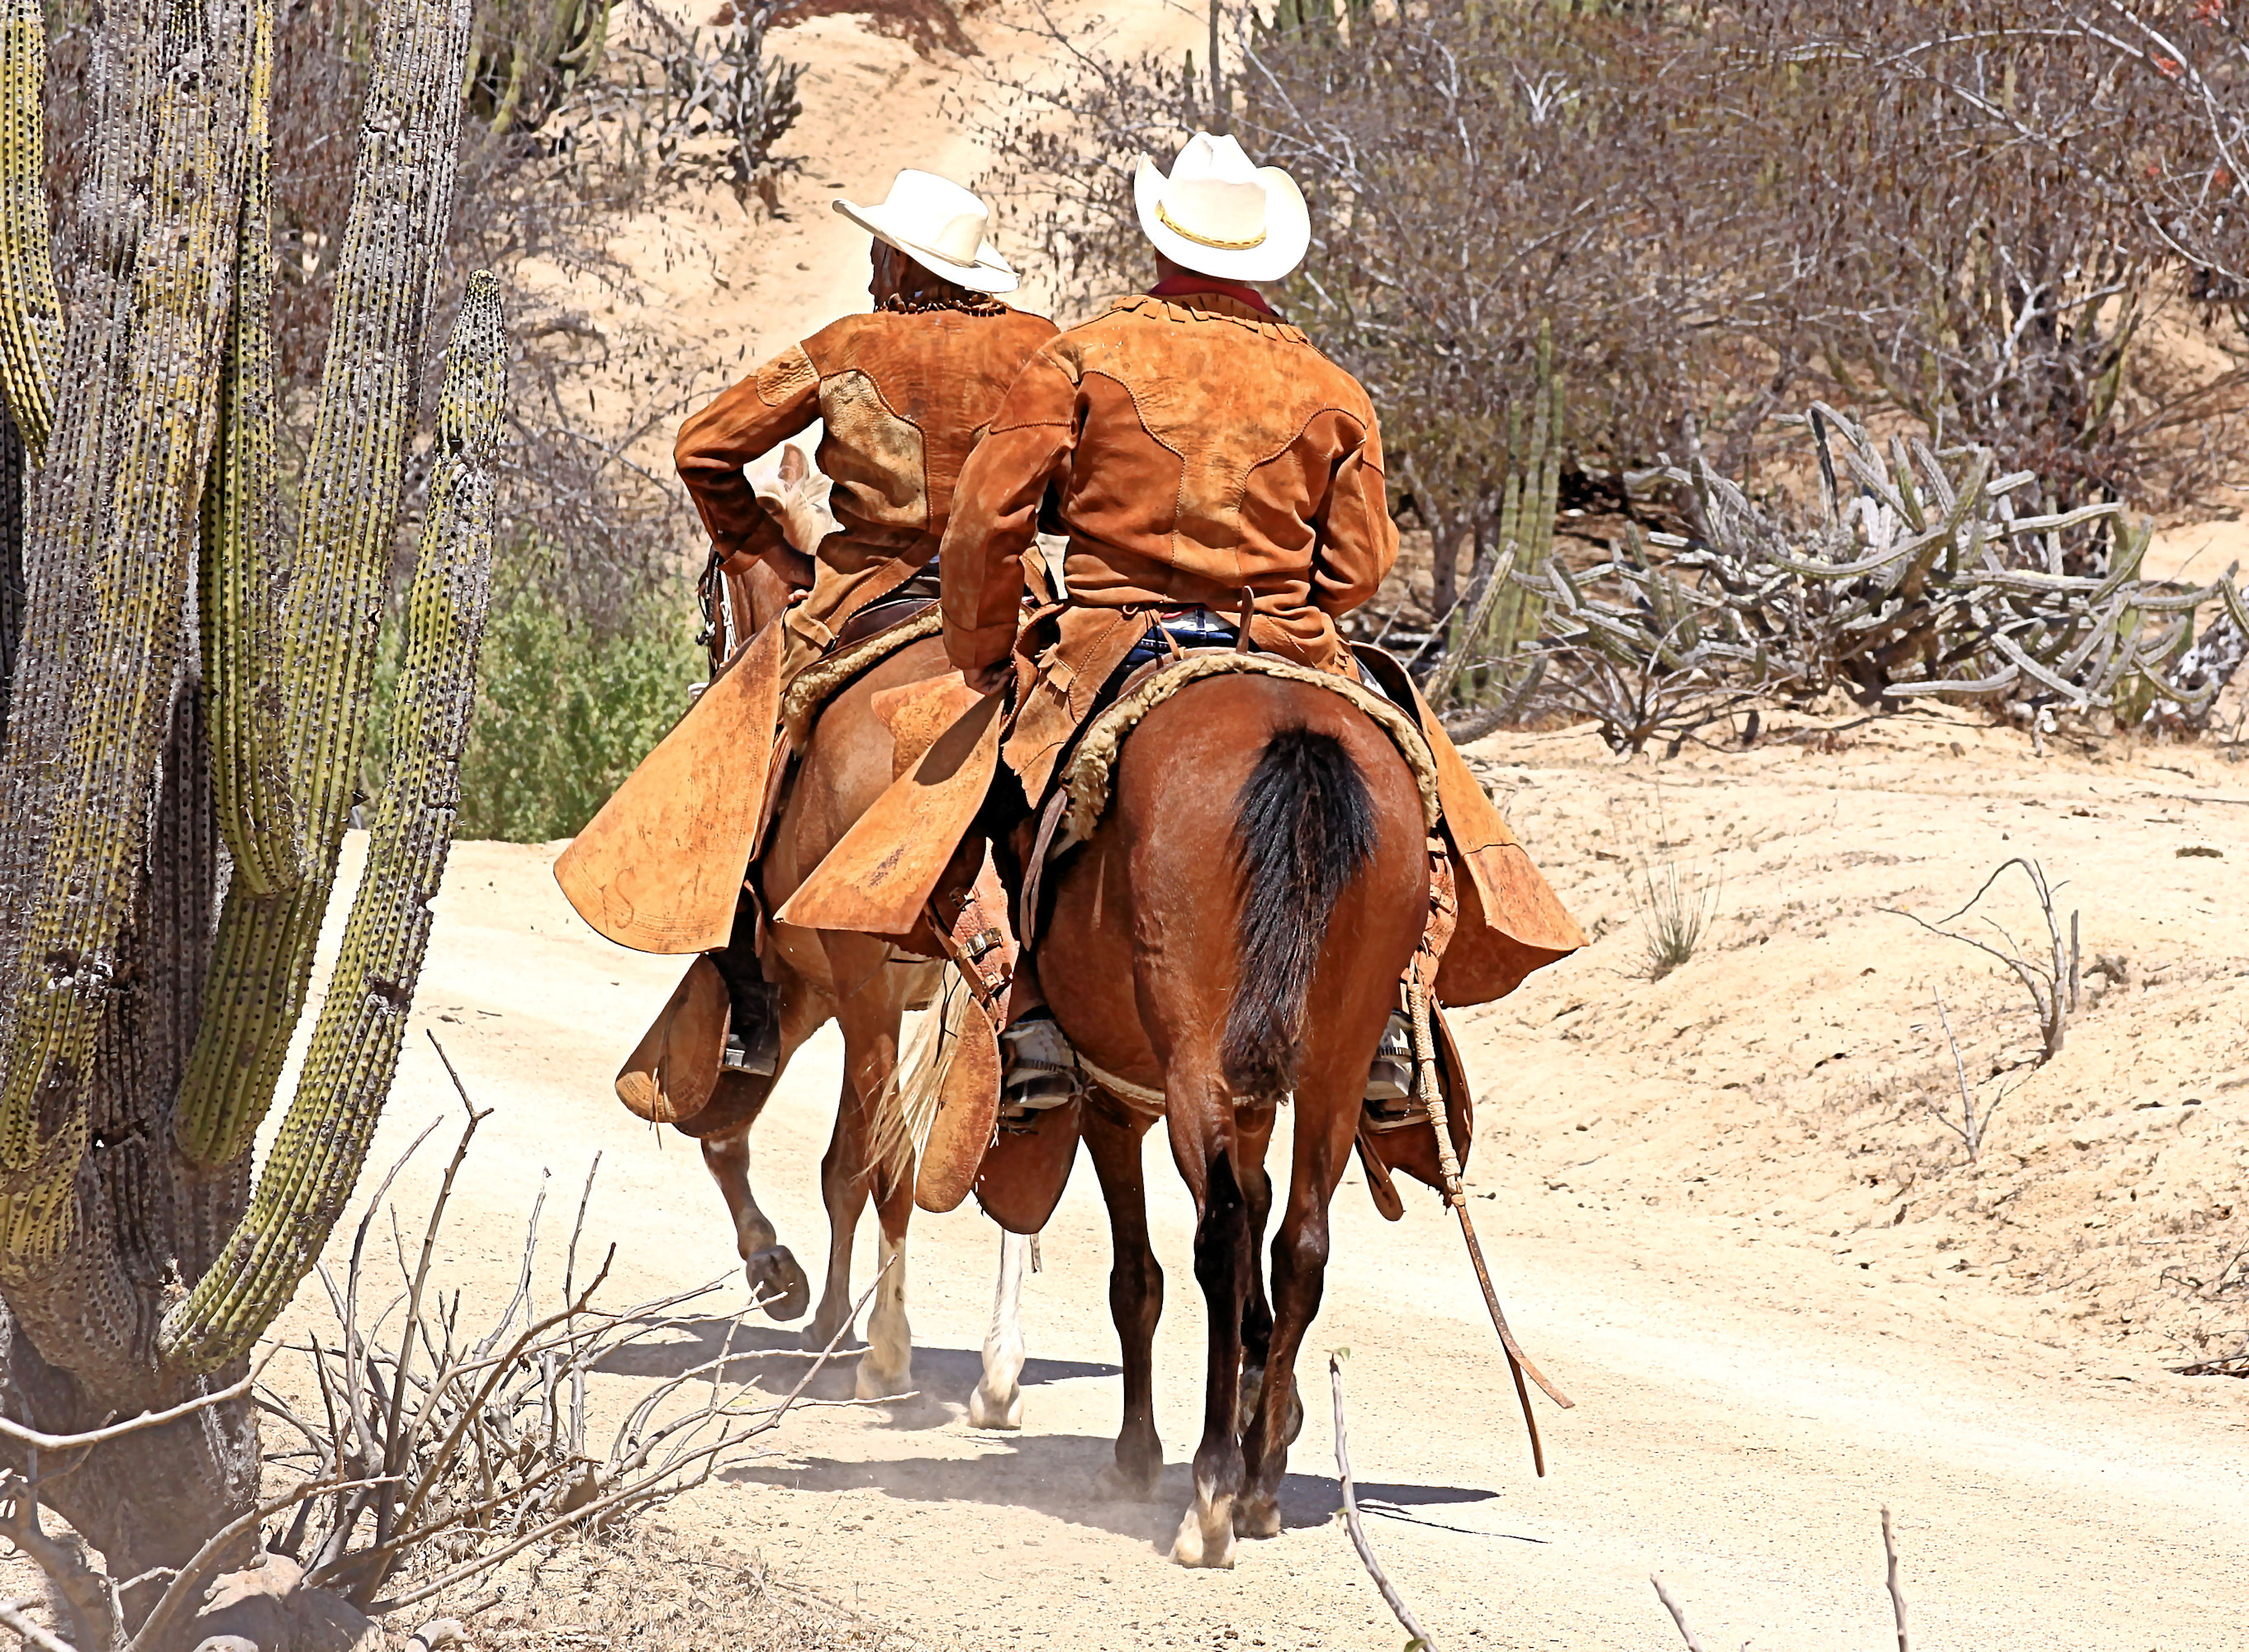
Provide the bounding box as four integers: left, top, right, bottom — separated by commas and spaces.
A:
938, 292, 1398, 679
676, 303, 1058, 653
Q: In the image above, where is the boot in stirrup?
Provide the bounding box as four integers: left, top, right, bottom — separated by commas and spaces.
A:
999, 1009, 1078, 1123
1360, 1009, 1421, 1130
714, 966, 780, 1078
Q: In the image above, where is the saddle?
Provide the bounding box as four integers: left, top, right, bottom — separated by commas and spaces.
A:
581, 578, 961, 1128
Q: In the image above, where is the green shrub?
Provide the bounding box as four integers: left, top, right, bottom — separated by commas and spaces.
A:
365, 572, 700, 843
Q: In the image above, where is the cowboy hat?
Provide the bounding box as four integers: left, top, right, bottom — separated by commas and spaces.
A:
833, 170, 1019, 294
1132, 132, 1310, 284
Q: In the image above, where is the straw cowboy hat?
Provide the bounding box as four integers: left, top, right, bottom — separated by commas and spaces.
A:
833, 170, 1019, 294
1132, 132, 1310, 284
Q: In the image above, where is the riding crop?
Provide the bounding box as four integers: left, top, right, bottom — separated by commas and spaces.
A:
1407, 854, 1574, 1476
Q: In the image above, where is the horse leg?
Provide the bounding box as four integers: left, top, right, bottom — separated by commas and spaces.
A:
1237, 1074, 1360, 1540
968, 1229, 1029, 1429
1234, 1107, 1278, 1436
804, 933, 911, 1375
1165, 1074, 1252, 1569
1084, 1102, 1165, 1502
699, 965, 826, 1321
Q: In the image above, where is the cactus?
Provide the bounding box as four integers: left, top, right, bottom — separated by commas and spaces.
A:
0, 0, 494, 1572
1426, 322, 1562, 718
164, 272, 505, 1369
176, 0, 474, 1175
0, 0, 57, 453
0, 0, 261, 1291
199, 0, 302, 898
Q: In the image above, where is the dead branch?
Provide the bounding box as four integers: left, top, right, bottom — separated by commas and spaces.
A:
1329, 1355, 1439, 1651
1881, 1506, 1911, 1652
1928, 988, 2005, 1162
1649, 1574, 1707, 1652
0, 1600, 76, 1652
1886, 857, 2075, 1064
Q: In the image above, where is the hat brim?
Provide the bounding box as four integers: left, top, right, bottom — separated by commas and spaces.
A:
1132, 155, 1310, 284
833, 198, 1020, 294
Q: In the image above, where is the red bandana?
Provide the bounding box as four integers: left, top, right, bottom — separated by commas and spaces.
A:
1148, 273, 1280, 318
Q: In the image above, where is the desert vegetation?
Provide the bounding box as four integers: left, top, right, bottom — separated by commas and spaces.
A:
0, 0, 2242, 1647
979, 0, 2249, 757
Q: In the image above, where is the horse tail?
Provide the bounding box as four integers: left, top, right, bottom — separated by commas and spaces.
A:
1222, 724, 1378, 1099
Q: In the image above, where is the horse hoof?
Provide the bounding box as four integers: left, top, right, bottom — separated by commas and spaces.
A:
744, 1248, 809, 1322
1233, 1494, 1281, 1540
855, 1355, 912, 1402
1283, 1385, 1306, 1446
967, 1383, 1023, 1431
800, 1316, 849, 1355
1170, 1498, 1238, 1569
1092, 1462, 1161, 1503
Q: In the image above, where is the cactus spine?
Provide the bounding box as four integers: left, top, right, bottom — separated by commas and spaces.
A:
164, 271, 505, 1368
0, 0, 57, 452
174, 0, 474, 1174
199, 0, 301, 899
0, 0, 258, 1281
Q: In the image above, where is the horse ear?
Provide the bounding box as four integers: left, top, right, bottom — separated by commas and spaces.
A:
779, 442, 808, 484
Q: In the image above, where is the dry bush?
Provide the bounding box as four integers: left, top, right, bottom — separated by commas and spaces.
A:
1445, 402, 2249, 752
975, 1, 2249, 620
0, 1048, 869, 1652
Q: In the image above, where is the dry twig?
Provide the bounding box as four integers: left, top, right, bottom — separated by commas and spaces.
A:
1329, 1355, 1438, 1651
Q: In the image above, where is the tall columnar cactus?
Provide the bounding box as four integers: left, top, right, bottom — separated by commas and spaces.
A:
0, 0, 496, 1578
199, 0, 303, 899
166, 273, 505, 1369
1426, 324, 1563, 716
177, 0, 473, 1175
0, 0, 58, 453
0, 0, 260, 1293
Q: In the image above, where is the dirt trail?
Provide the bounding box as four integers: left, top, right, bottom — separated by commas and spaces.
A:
316, 6, 2247, 1643
273, 689, 2247, 1651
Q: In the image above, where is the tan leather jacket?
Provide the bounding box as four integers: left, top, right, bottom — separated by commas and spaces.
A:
676, 303, 1058, 655
939, 292, 1398, 678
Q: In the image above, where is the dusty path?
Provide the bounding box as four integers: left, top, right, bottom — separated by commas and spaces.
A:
368, 8, 2248, 1643
282, 700, 2248, 1651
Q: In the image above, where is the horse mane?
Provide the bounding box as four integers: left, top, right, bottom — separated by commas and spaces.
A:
1222, 724, 1378, 1099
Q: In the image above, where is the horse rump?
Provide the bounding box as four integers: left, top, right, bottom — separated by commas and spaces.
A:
1222, 724, 1377, 1099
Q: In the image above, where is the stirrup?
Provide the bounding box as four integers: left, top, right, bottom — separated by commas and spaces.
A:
720, 1017, 779, 1079
1363, 1009, 1412, 1102
1000, 1015, 1078, 1117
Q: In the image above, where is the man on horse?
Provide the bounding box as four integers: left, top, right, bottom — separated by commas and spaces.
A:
921, 133, 1580, 1109
667, 170, 1056, 1073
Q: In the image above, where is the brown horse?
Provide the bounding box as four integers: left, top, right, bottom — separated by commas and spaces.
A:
1034, 672, 1429, 1567
673, 555, 954, 1401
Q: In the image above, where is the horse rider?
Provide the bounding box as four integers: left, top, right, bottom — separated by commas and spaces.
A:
932, 132, 1426, 1110
672, 169, 1056, 1075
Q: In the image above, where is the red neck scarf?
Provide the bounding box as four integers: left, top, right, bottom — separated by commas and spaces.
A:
1148, 273, 1279, 317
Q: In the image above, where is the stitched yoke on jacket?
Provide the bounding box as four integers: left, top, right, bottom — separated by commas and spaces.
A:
938, 292, 1399, 795
676, 305, 1059, 672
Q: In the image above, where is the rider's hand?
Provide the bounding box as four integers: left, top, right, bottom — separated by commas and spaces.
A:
962, 659, 1012, 695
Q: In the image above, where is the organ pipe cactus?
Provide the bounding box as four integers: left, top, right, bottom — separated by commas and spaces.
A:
0, 0, 496, 1582
199, 0, 303, 899
1426, 323, 1561, 721
0, 0, 57, 453
166, 272, 506, 1370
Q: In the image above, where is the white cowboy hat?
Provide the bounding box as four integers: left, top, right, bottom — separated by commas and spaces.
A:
1132, 132, 1310, 284
833, 170, 1019, 294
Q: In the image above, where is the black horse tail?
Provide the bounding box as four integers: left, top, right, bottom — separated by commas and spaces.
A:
1221, 724, 1378, 1099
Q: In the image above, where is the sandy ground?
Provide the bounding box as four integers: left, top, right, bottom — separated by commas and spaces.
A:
299, 5, 2249, 1646
221, 682, 2246, 1652
5, 5, 2222, 1646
